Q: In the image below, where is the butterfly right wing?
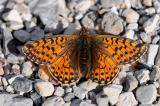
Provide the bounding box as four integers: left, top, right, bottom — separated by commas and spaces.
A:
22, 35, 82, 85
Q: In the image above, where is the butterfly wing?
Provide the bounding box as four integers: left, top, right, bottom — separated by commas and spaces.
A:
88, 35, 147, 84
96, 35, 148, 65
22, 35, 81, 85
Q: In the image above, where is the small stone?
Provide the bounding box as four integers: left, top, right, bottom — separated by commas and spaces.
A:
11, 64, 21, 75
13, 30, 30, 43
73, 86, 88, 100
2, 77, 8, 88
15, 0, 24, 4
65, 87, 73, 93
130, 0, 143, 9
150, 66, 160, 81
42, 96, 65, 106
79, 101, 97, 106
124, 75, 138, 91
124, 30, 135, 40
100, 0, 131, 9
71, 99, 81, 106
30, 0, 69, 29
3, 9, 23, 30
142, 0, 153, 6
152, 35, 160, 44
122, 9, 139, 23
0, 94, 33, 106
140, 32, 151, 43
64, 93, 75, 102
126, 23, 138, 30
155, 43, 160, 66
22, 61, 33, 77
145, 8, 156, 15
38, 65, 50, 81
117, 92, 138, 106
136, 84, 157, 104
30, 27, 45, 40
7, 54, 19, 64
103, 84, 123, 105
0, 64, 4, 75
35, 81, 54, 97
135, 69, 150, 85
101, 12, 123, 35
143, 14, 159, 33
63, 21, 81, 34
13, 3, 32, 21
78, 80, 98, 91
11, 77, 32, 93
30, 92, 42, 106
96, 92, 109, 106
6, 85, 14, 93
147, 44, 159, 66
154, 1, 160, 13
54, 87, 64, 97
68, 0, 96, 13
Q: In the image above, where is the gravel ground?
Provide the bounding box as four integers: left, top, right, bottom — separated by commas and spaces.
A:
0, 0, 160, 106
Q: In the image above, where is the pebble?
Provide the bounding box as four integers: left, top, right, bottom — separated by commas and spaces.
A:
54, 87, 65, 97
142, 0, 153, 6
11, 77, 32, 93
155, 43, 160, 66
100, 0, 131, 9
135, 69, 150, 85
130, 0, 143, 9
78, 80, 98, 91
126, 23, 138, 30
30, 27, 45, 40
147, 44, 159, 66
116, 92, 138, 106
140, 32, 152, 43
7, 53, 19, 64
64, 93, 75, 102
42, 96, 65, 106
71, 99, 81, 106
22, 61, 33, 77
124, 30, 135, 40
6, 85, 14, 93
2, 28, 14, 56
79, 101, 97, 106
13, 3, 32, 21
13, 30, 30, 43
38, 65, 50, 81
73, 86, 88, 100
96, 92, 109, 106
2, 77, 8, 88
0, 94, 33, 106
35, 81, 54, 97
150, 65, 160, 81
152, 35, 160, 44
68, 0, 96, 13
3, 9, 23, 30
124, 75, 138, 91
0, 64, 4, 76
11, 64, 21, 75
63, 21, 81, 34
122, 9, 140, 23
101, 12, 123, 35
30, 92, 42, 106
136, 84, 157, 104
143, 14, 159, 33
145, 8, 156, 15
103, 84, 123, 105
30, 0, 69, 29
154, 0, 160, 13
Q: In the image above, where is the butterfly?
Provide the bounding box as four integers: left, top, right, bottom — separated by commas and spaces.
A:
22, 28, 148, 86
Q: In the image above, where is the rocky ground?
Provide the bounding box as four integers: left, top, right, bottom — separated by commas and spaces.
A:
0, 0, 160, 106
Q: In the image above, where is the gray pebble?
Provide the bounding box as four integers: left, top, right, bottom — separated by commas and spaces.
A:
54, 87, 64, 97
42, 96, 65, 106
7, 54, 19, 64
117, 92, 138, 106
150, 65, 160, 81
79, 101, 96, 106
73, 86, 88, 100
0, 94, 33, 106
142, 0, 153, 6
64, 93, 75, 102
22, 61, 33, 77
124, 75, 138, 91
30, 92, 42, 106
130, 0, 143, 9
13, 30, 30, 43
101, 12, 123, 35
30, 27, 45, 40
11, 77, 32, 93
152, 35, 160, 44
71, 99, 81, 106
96, 92, 109, 106
136, 84, 157, 104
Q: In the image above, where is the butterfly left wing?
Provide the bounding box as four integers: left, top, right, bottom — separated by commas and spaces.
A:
22, 35, 82, 85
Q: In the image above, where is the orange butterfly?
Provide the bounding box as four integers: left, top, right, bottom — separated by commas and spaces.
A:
22, 28, 148, 86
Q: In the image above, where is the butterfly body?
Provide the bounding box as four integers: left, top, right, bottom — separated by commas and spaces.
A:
22, 28, 148, 86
